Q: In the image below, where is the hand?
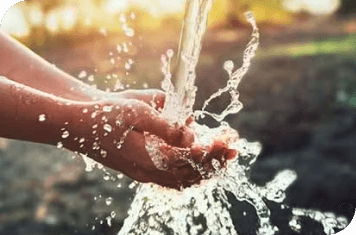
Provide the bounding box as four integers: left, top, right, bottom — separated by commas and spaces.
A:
61, 90, 236, 189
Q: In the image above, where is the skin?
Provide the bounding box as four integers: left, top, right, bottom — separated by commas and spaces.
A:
0, 31, 237, 189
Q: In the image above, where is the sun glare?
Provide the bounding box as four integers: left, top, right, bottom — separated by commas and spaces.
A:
104, 0, 129, 14
1, 4, 29, 37
283, 0, 341, 15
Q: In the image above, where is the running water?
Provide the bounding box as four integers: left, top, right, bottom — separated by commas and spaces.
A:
116, 2, 348, 235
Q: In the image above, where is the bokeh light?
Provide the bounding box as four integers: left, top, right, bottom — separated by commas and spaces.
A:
282, 0, 341, 15
1, 4, 29, 37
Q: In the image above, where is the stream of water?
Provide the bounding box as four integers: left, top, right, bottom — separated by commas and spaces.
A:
115, 1, 348, 234
71, 1, 349, 234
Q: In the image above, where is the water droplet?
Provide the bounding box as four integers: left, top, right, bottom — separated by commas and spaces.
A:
117, 174, 123, 179
78, 70, 87, 78
115, 119, 121, 126
82, 108, 88, 113
101, 149, 107, 158
88, 75, 94, 82
130, 12, 135, 19
103, 106, 112, 112
128, 181, 137, 189
124, 28, 134, 37
224, 60, 234, 73
122, 42, 128, 52
62, 131, 69, 139
79, 138, 85, 143
105, 197, 113, 205
117, 183, 122, 188
166, 49, 174, 58
125, 62, 131, 70
104, 124, 112, 133
103, 175, 110, 181
110, 58, 115, 65
106, 216, 112, 227
92, 142, 99, 150
119, 14, 126, 23
57, 142, 63, 148
111, 211, 116, 218
116, 143, 122, 149
211, 158, 221, 171
99, 28, 107, 36
38, 114, 46, 122
92, 124, 98, 129
117, 45, 122, 53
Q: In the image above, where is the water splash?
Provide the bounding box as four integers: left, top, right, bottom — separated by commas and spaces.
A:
195, 12, 259, 122
128, 10, 348, 235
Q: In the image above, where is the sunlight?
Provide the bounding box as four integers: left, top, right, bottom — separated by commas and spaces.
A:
131, 0, 184, 16
104, 0, 129, 14
60, 6, 78, 30
1, 4, 29, 37
46, 11, 59, 34
157, 0, 185, 14
283, 0, 341, 15
29, 4, 44, 26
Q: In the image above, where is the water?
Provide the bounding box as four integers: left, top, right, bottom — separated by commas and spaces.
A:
58, 2, 349, 234
161, 0, 213, 124
116, 5, 347, 235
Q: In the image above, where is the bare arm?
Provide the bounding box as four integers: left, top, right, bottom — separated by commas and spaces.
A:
0, 30, 167, 107
0, 30, 105, 102
0, 76, 236, 188
0, 76, 77, 143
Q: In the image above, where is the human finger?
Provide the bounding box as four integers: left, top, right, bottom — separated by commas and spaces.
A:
116, 89, 165, 110
119, 99, 194, 147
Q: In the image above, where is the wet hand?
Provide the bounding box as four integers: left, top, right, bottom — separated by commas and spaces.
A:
61, 90, 235, 189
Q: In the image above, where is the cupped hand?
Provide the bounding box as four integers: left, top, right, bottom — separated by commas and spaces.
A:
62, 90, 236, 189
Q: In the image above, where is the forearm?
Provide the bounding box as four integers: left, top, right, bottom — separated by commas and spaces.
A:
0, 76, 82, 145
0, 31, 106, 102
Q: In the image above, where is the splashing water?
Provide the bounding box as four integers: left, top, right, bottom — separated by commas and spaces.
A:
160, 0, 213, 124
117, 7, 348, 235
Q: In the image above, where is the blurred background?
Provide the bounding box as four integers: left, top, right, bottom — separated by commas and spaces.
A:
0, 0, 355, 234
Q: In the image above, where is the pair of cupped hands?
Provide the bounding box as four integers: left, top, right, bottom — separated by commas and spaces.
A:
0, 31, 235, 190
64, 89, 236, 189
